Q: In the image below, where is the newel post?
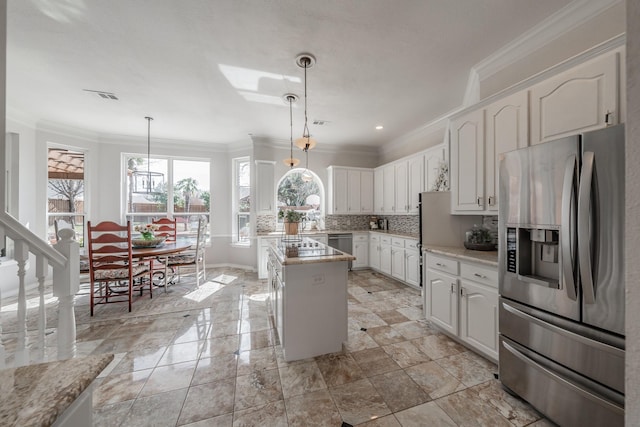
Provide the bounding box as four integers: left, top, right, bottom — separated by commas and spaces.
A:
53, 228, 79, 360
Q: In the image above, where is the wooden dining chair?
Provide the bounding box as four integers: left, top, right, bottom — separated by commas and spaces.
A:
167, 215, 208, 287
152, 217, 177, 243
87, 220, 153, 316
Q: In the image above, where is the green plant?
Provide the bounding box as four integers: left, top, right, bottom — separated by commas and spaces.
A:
278, 209, 305, 222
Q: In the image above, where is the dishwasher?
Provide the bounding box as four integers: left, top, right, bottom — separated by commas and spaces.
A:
327, 233, 353, 270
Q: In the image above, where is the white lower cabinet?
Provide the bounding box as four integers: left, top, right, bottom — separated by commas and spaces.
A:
369, 232, 420, 288
380, 238, 392, 275
352, 233, 369, 269
425, 252, 498, 361
369, 234, 381, 270
258, 237, 278, 279
404, 246, 420, 287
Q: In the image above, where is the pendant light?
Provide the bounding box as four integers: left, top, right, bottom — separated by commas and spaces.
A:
132, 116, 165, 194
294, 54, 317, 152
282, 94, 300, 168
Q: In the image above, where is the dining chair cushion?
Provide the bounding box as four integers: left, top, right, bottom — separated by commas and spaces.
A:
167, 253, 197, 265
93, 264, 150, 280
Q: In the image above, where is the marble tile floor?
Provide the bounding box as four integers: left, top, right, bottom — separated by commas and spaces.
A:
1, 267, 556, 426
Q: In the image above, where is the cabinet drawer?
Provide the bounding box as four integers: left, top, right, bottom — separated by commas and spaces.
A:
354, 233, 369, 242
381, 236, 392, 245
460, 262, 498, 288
427, 254, 459, 276
370, 233, 381, 242
391, 237, 405, 248
405, 239, 419, 250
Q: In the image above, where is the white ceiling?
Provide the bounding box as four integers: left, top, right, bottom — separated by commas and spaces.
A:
7, 0, 575, 149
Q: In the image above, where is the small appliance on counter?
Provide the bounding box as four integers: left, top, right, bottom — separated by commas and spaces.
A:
378, 218, 388, 230
369, 216, 378, 230
463, 224, 496, 251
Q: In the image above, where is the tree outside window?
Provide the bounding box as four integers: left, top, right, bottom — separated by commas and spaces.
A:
277, 170, 322, 226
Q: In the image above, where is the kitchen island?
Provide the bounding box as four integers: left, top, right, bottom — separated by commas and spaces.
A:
267, 237, 355, 361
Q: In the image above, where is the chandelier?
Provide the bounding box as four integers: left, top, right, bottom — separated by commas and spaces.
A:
294, 54, 317, 152
132, 116, 165, 194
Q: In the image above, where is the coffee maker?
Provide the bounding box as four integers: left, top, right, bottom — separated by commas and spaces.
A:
378, 218, 388, 230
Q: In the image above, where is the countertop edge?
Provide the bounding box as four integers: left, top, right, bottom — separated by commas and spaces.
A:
424, 245, 499, 267
257, 229, 419, 240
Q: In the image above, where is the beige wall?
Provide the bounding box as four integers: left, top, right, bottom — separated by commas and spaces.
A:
626, 0, 639, 424
378, 124, 446, 165
481, 2, 625, 99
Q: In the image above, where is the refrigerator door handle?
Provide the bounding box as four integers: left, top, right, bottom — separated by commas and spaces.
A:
561, 155, 578, 301
578, 151, 596, 305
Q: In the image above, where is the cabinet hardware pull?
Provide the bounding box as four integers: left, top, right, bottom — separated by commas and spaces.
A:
460, 287, 465, 297
474, 273, 487, 279
436, 262, 445, 267
605, 111, 614, 125
488, 196, 494, 206
477, 197, 482, 206
450, 283, 456, 293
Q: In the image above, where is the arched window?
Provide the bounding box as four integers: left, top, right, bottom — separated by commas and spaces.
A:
276, 168, 324, 228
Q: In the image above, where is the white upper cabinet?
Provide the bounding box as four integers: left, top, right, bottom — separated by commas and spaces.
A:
407, 155, 423, 214
383, 164, 395, 214
485, 90, 529, 212
451, 109, 485, 212
394, 160, 408, 214
424, 143, 448, 192
530, 51, 619, 145
255, 160, 275, 213
360, 170, 374, 213
374, 167, 384, 214
327, 166, 374, 215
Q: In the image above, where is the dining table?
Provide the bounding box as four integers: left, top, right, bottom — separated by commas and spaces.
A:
131, 239, 192, 291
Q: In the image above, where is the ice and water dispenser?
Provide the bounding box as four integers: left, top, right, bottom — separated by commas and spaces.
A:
506, 227, 560, 288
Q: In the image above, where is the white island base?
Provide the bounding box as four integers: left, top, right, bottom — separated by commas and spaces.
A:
274, 257, 350, 362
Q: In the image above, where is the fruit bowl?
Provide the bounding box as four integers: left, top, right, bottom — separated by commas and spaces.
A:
132, 236, 166, 248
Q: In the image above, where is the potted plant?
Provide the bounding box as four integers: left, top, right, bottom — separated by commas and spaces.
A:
279, 209, 306, 235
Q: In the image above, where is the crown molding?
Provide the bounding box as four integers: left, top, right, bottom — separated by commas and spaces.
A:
252, 135, 378, 156
474, 0, 623, 81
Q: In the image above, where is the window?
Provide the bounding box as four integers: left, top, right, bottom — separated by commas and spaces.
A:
125, 155, 210, 241
47, 147, 86, 245
276, 169, 323, 228
233, 157, 250, 244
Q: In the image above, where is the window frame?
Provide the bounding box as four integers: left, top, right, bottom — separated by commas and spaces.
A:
232, 156, 251, 246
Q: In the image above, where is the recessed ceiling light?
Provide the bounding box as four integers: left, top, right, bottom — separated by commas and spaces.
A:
375, 125, 384, 130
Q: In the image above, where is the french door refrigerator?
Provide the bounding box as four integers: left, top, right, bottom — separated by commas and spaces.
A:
498, 124, 625, 427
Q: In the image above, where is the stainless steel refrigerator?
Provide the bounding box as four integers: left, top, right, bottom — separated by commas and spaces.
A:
498, 124, 625, 427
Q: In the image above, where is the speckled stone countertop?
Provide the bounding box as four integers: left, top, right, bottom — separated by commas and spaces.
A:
258, 229, 420, 240
424, 245, 499, 267
0, 353, 114, 427
269, 238, 356, 266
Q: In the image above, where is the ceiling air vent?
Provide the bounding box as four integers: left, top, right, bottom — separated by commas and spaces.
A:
83, 89, 118, 100
313, 120, 328, 126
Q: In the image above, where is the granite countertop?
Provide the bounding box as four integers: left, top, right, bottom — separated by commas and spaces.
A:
0, 353, 114, 427
424, 245, 499, 267
258, 229, 420, 240
269, 238, 356, 266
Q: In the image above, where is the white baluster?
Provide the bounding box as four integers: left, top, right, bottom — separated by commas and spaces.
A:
35, 254, 48, 363
53, 229, 79, 360
14, 239, 29, 366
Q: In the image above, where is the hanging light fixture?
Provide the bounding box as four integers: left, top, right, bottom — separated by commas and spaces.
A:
294, 53, 317, 152
282, 94, 300, 168
132, 116, 165, 194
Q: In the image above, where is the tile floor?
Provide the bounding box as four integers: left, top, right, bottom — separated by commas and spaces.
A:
3, 267, 556, 426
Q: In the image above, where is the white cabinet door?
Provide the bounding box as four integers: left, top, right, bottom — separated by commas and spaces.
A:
347, 170, 361, 214
360, 170, 374, 213
255, 161, 275, 213
331, 167, 349, 214
369, 236, 381, 270
530, 51, 619, 145
426, 268, 458, 335
424, 143, 447, 192
485, 90, 529, 212
380, 244, 392, 275
395, 160, 409, 214
258, 238, 277, 279
353, 241, 369, 269
451, 109, 485, 212
391, 247, 405, 281
407, 155, 423, 214
459, 279, 499, 360
383, 164, 395, 214
374, 167, 384, 214
405, 248, 420, 287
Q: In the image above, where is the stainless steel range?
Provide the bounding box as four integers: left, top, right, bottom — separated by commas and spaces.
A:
498, 125, 625, 426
